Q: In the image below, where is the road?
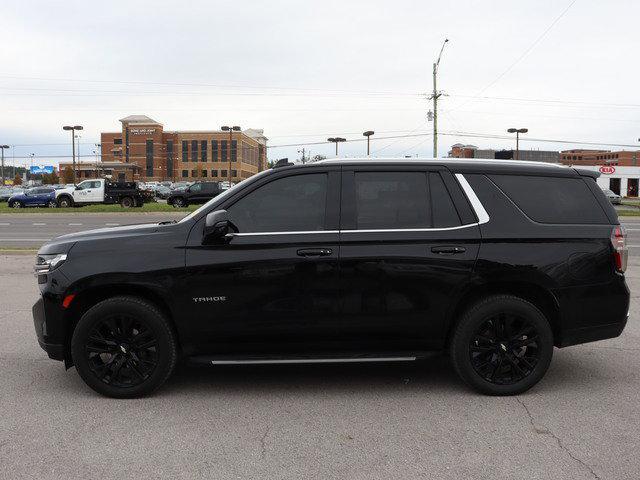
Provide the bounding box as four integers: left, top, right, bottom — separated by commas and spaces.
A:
0, 212, 187, 247
2, 212, 640, 252
0, 256, 639, 478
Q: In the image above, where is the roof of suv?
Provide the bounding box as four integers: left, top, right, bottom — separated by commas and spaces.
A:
275, 157, 593, 178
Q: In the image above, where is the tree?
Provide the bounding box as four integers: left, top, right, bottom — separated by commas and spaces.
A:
62, 166, 74, 184
42, 172, 60, 184
311, 155, 326, 162
12, 174, 22, 186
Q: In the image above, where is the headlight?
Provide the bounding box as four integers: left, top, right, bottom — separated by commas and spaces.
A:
34, 253, 68, 274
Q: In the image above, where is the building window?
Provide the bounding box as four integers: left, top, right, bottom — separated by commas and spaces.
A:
181, 169, 188, 178
231, 140, 237, 161
220, 169, 227, 178
201, 140, 207, 162
182, 141, 188, 161
191, 140, 198, 161
221, 140, 228, 160
212, 140, 218, 161
211, 170, 218, 177
191, 169, 197, 177
114, 138, 122, 145
231, 169, 237, 177
146, 140, 154, 177
166, 140, 174, 179
202, 170, 208, 177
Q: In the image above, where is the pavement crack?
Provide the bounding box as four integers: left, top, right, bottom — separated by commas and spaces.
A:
259, 425, 270, 460
515, 397, 601, 480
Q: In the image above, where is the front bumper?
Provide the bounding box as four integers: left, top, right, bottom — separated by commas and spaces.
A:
32, 296, 65, 360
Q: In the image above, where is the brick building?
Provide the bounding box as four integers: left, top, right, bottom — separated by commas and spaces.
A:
99, 115, 268, 182
559, 149, 640, 167
448, 144, 560, 163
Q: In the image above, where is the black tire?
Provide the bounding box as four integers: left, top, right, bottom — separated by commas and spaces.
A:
450, 295, 553, 396
120, 196, 133, 208
172, 197, 186, 208
9, 201, 22, 208
71, 296, 177, 398
57, 196, 73, 208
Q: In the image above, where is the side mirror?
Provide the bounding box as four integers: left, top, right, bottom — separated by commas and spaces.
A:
203, 209, 232, 243
75, 185, 81, 190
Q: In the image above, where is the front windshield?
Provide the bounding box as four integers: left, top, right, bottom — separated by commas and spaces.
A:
179, 170, 272, 224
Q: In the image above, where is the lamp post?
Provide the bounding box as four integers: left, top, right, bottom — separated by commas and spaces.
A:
363, 131, 374, 156
63, 125, 83, 184
0, 145, 9, 185
327, 137, 346, 156
221, 125, 241, 187
507, 128, 528, 160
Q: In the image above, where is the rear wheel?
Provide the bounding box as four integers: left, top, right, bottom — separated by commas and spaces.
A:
450, 295, 553, 395
172, 197, 186, 208
120, 196, 134, 208
10, 201, 22, 208
71, 296, 177, 398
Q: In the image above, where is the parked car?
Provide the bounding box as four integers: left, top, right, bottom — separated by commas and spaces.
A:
32, 158, 629, 398
602, 188, 622, 205
155, 185, 172, 199
8, 187, 56, 208
0, 188, 17, 202
56, 179, 145, 208
167, 181, 222, 207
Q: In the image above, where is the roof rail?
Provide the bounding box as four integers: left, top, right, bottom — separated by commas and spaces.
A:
273, 158, 294, 168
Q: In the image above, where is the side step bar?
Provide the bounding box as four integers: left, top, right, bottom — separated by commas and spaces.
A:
188, 355, 418, 366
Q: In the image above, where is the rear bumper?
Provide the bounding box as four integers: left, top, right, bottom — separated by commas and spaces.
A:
558, 317, 628, 347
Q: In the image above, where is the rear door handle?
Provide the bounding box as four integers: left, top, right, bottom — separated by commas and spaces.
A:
431, 246, 466, 255
297, 248, 333, 257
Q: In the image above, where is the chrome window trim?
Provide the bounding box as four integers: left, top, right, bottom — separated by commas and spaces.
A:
340, 224, 478, 234
455, 173, 490, 225
229, 230, 339, 237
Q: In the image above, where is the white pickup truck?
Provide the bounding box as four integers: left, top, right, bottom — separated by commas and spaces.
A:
55, 179, 145, 208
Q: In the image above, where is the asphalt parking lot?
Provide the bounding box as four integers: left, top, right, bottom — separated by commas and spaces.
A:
1, 247, 639, 478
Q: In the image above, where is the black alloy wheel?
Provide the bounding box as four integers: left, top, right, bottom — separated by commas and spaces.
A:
72, 296, 177, 398
172, 197, 186, 208
469, 313, 540, 385
450, 295, 553, 395
120, 196, 133, 208
84, 314, 159, 388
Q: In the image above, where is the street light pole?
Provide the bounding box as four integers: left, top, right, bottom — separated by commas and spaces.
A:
221, 125, 241, 187
507, 128, 528, 160
327, 137, 346, 156
63, 125, 83, 184
363, 131, 374, 156
0, 145, 9, 185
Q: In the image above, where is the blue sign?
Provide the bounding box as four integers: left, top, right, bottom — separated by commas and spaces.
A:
30, 165, 55, 175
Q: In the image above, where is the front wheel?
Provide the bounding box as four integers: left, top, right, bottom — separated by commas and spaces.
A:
57, 196, 73, 208
450, 295, 554, 396
47, 200, 57, 208
172, 197, 187, 208
71, 296, 178, 398
10, 201, 22, 209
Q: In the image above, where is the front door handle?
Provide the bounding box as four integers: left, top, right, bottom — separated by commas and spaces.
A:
297, 248, 333, 257
431, 246, 466, 255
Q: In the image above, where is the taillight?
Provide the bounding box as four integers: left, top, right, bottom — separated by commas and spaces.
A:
611, 225, 627, 274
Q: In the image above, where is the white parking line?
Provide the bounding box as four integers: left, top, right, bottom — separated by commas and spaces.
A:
32, 223, 46, 226
68, 223, 83, 226
105, 223, 120, 226
0, 238, 51, 241
0, 223, 10, 226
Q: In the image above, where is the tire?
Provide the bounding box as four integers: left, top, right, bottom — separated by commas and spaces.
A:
47, 200, 57, 208
57, 196, 73, 208
71, 296, 178, 398
120, 196, 133, 208
450, 295, 553, 396
172, 197, 186, 208
10, 201, 22, 209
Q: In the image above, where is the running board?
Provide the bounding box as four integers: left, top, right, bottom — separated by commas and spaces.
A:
188, 355, 418, 366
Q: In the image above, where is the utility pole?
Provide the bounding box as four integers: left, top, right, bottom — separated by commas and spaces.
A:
63, 125, 83, 184
298, 148, 307, 164
221, 126, 241, 187
430, 38, 449, 158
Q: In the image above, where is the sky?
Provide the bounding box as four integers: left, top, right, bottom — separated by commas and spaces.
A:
1, 0, 639, 168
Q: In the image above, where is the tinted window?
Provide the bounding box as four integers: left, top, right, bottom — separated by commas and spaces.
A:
190, 183, 202, 193
490, 174, 609, 224
430, 173, 461, 227
229, 173, 327, 233
354, 172, 429, 230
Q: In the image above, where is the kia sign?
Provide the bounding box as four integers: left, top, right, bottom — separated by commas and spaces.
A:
599, 166, 616, 175
29, 165, 55, 175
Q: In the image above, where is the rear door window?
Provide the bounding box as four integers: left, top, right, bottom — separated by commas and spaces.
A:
354, 172, 430, 229
489, 174, 609, 224
429, 172, 461, 228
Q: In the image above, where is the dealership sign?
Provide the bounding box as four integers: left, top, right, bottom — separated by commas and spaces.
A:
29, 165, 55, 175
599, 166, 616, 174
130, 128, 156, 135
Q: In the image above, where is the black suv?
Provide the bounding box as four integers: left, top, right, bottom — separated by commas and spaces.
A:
32, 159, 629, 397
167, 181, 222, 207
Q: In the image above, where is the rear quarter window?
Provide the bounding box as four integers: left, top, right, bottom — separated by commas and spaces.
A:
489, 174, 609, 224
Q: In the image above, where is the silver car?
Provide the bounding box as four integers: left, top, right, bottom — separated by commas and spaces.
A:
602, 188, 622, 205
